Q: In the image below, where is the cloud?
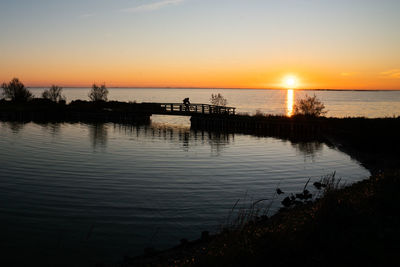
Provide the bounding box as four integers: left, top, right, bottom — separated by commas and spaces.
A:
121, 0, 185, 13
380, 69, 400, 79
341, 72, 359, 77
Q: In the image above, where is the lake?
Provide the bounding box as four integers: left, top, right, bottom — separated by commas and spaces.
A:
2, 88, 398, 265
0, 118, 370, 266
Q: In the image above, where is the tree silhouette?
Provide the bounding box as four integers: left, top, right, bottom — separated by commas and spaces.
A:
1, 78, 32, 102
42, 85, 66, 102
210, 93, 227, 106
88, 83, 108, 102
294, 94, 327, 117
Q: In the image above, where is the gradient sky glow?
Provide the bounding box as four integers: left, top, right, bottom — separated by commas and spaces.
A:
1, 0, 400, 89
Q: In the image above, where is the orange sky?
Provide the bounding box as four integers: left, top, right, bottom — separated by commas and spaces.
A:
1, 0, 400, 90
4, 63, 399, 90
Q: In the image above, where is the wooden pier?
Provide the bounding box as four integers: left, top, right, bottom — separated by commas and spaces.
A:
145, 102, 324, 139
0, 100, 331, 140
144, 103, 236, 116
190, 115, 325, 140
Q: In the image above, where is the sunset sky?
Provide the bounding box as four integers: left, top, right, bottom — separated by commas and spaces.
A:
1, 0, 399, 89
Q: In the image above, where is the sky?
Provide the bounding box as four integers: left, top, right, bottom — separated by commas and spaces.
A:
0, 0, 400, 89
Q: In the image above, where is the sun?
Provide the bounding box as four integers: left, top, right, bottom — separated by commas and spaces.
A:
283, 76, 298, 88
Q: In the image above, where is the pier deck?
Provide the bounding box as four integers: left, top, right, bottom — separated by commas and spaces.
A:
144, 103, 236, 116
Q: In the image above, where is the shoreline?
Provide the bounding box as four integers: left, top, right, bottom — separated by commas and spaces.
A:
125, 134, 400, 266
1, 99, 399, 266
126, 170, 400, 266
125, 109, 399, 266
25, 87, 400, 91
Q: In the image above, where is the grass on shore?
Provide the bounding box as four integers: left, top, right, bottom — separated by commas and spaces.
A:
128, 171, 400, 267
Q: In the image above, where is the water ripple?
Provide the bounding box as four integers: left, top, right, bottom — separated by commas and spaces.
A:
0, 121, 370, 265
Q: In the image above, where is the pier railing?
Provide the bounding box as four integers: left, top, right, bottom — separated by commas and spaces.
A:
156, 103, 236, 116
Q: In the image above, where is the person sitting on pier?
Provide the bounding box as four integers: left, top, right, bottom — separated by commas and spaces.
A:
183, 97, 191, 111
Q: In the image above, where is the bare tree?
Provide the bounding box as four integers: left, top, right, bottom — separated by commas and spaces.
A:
210, 93, 227, 106
88, 83, 108, 102
42, 85, 66, 102
1, 78, 33, 102
293, 94, 327, 117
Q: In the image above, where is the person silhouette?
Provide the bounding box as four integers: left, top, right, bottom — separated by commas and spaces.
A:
183, 98, 190, 111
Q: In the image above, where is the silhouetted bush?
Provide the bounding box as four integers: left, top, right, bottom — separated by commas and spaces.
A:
1, 78, 33, 102
294, 94, 327, 117
255, 109, 265, 117
42, 85, 66, 103
210, 93, 227, 106
88, 83, 108, 102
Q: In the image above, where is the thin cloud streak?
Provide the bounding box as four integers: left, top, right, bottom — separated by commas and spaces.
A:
380, 69, 400, 79
121, 0, 185, 13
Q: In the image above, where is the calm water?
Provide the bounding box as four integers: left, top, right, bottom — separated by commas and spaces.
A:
0, 120, 369, 266
29, 88, 400, 118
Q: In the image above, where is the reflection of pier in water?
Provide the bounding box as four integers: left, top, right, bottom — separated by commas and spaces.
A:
292, 140, 323, 161
113, 123, 233, 155
0, 120, 326, 158
93, 122, 323, 158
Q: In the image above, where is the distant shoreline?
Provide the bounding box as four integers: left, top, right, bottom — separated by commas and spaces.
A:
26, 87, 400, 91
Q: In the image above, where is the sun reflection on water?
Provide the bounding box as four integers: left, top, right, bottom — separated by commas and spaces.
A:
287, 89, 294, 117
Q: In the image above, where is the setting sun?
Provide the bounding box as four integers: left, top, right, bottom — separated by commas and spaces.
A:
283, 76, 298, 89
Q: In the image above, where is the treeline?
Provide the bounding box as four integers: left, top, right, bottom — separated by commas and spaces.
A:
1, 78, 109, 103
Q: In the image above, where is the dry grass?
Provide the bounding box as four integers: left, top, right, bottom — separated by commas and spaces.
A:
127, 171, 400, 267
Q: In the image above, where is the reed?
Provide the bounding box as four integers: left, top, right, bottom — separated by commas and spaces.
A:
128, 171, 400, 266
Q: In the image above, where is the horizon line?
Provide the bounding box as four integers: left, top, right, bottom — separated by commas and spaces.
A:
24, 86, 400, 91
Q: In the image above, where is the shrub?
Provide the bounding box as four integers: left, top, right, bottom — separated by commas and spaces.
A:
88, 83, 108, 102
1, 78, 33, 102
293, 94, 327, 117
210, 93, 227, 106
255, 109, 265, 117
42, 85, 66, 102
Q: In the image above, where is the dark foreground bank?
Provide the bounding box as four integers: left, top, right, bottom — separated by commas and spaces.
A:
126, 171, 400, 267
